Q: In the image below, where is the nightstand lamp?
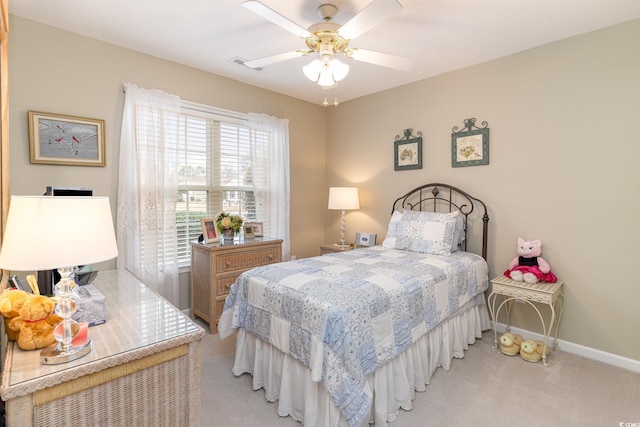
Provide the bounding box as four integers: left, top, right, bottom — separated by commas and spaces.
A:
328, 187, 359, 248
0, 196, 118, 364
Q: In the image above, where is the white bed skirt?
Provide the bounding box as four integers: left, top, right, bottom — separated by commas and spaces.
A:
231, 294, 491, 427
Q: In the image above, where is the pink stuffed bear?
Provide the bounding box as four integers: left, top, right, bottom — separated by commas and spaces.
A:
504, 237, 557, 284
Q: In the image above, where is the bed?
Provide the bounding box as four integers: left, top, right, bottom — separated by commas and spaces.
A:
218, 183, 491, 426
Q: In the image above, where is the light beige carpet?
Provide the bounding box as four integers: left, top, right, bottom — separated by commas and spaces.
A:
200, 327, 640, 426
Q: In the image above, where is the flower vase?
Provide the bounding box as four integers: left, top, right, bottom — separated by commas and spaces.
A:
222, 229, 235, 243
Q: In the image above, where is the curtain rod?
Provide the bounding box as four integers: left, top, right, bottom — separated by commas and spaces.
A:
121, 84, 248, 122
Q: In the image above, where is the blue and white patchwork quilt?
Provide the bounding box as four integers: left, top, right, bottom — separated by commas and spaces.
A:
219, 246, 488, 427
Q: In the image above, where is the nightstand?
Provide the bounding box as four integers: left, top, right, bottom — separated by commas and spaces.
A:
488, 275, 565, 366
319, 243, 354, 255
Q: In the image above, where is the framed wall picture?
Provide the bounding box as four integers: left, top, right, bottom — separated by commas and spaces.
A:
28, 110, 106, 166
394, 128, 422, 171
451, 118, 489, 167
200, 217, 219, 243
245, 222, 263, 237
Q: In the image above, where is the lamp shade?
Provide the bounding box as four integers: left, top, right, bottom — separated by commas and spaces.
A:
303, 56, 350, 88
328, 187, 360, 210
328, 58, 349, 82
0, 196, 118, 271
303, 59, 323, 81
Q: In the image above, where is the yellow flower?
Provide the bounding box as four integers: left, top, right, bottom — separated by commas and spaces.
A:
215, 211, 243, 232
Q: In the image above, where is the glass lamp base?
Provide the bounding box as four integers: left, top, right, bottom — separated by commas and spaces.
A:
41, 339, 92, 365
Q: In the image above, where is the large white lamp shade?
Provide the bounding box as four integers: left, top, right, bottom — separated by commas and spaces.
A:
0, 196, 118, 271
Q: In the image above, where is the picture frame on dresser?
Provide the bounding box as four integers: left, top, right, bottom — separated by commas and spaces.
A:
243, 224, 255, 239
200, 217, 219, 243
245, 222, 263, 237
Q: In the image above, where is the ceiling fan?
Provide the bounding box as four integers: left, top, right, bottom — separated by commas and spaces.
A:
242, 0, 414, 88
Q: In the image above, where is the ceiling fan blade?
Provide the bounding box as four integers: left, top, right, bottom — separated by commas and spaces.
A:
339, 0, 402, 40
349, 48, 414, 71
244, 50, 306, 69
242, 1, 312, 38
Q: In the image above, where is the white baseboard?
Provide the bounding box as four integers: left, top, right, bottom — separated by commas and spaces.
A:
494, 323, 640, 374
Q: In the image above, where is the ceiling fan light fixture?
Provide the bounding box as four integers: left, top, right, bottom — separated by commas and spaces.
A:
243, 0, 411, 105
329, 58, 349, 82
303, 58, 323, 81
303, 55, 349, 87
317, 69, 336, 87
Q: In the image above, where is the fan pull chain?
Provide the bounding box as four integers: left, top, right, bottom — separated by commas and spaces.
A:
322, 85, 340, 107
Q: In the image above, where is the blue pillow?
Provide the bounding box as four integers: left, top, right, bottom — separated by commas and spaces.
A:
383, 210, 459, 255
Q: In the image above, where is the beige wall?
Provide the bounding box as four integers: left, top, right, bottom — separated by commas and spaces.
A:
8, 15, 640, 361
326, 19, 640, 360
8, 16, 326, 309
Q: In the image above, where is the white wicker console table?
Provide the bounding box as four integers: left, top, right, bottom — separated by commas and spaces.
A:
488, 274, 565, 366
1, 269, 204, 427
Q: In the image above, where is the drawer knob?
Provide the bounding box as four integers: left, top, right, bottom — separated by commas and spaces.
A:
225, 261, 231, 266
268, 255, 274, 260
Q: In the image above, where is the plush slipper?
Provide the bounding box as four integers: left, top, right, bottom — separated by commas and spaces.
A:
499, 333, 523, 356
520, 339, 548, 362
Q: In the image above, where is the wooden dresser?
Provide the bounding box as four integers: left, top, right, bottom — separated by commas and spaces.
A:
190, 237, 282, 333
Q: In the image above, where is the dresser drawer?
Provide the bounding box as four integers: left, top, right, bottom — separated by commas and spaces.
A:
216, 274, 240, 296
216, 246, 280, 273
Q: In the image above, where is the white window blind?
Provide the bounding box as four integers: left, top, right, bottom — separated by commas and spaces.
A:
176, 109, 263, 265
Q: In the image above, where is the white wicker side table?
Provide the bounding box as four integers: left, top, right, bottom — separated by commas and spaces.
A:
488, 275, 565, 366
1, 270, 205, 427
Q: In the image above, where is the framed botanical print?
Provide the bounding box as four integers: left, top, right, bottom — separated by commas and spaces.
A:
394, 128, 422, 171
451, 118, 489, 167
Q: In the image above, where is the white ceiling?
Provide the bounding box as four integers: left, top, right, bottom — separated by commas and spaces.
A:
10, 0, 640, 106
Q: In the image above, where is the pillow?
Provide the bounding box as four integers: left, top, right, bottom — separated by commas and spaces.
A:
383, 210, 459, 256
382, 210, 465, 252
382, 210, 404, 244
452, 215, 466, 252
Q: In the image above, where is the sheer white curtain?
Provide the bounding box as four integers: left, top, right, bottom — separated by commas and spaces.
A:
117, 83, 181, 306
248, 113, 291, 260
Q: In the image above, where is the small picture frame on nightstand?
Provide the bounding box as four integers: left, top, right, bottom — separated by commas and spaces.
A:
355, 232, 377, 247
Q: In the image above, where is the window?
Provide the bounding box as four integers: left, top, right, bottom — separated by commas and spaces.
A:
119, 85, 288, 305
176, 111, 263, 266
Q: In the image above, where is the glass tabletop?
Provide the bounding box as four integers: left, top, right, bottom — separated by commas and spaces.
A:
2, 269, 203, 389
